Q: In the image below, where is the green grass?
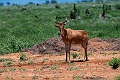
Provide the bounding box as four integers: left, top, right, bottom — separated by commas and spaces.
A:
108, 57, 120, 69
42, 58, 49, 64
0, 58, 13, 62
71, 52, 78, 59
67, 67, 79, 71
0, 2, 120, 54
19, 67, 26, 71
50, 64, 58, 70
3, 61, 13, 67
19, 52, 28, 61
114, 75, 120, 80
72, 74, 82, 80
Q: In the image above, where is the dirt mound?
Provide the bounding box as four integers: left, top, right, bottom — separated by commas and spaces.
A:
22, 37, 65, 54
22, 37, 120, 54
104, 38, 120, 50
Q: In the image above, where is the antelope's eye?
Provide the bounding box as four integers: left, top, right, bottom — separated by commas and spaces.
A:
63, 22, 66, 25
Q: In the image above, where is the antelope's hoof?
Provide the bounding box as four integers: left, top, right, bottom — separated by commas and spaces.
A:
85, 59, 89, 61
65, 60, 68, 62
68, 60, 71, 63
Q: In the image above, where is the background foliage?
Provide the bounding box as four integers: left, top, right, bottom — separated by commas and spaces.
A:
0, 1, 120, 54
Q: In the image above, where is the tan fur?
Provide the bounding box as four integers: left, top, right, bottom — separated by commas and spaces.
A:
55, 19, 88, 62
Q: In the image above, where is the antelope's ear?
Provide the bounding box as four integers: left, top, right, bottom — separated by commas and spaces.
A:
63, 17, 67, 25
63, 22, 67, 25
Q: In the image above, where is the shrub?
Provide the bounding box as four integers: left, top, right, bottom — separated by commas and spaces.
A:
51, 64, 58, 70
3, 61, 12, 67
5, 58, 13, 61
2, 36, 27, 54
51, 0, 57, 4
0, 68, 6, 73
115, 3, 120, 10
9, 67, 16, 71
0, 58, 5, 62
42, 58, 49, 64
67, 67, 79, 71
108, 57, 120, 69
0, 58, 13, 62
114, 75, 120, 80
19, 53, 28, 61
55, 5, 60, 9
32, 75, 42, 79
19, 68, 26, 71
71, 52, 78, 59
32, 75, 39, 79
28, 60, 34, 65
70, 4, 78, 19
72, 75, 81, 80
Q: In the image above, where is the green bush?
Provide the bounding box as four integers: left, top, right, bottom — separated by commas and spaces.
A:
0, 58, 13, 62
51, 64, 58, 70
7, 36, 26, 53
55, 5, 60, 9
19, 53, 28, 61
3, 61, 12, 67
0, 2, 120, 55
71, 53, 78, 59
114, 75, 120, 80
108, 57, 120, 69
115, 3, 120, 10
0, 58, 5, 62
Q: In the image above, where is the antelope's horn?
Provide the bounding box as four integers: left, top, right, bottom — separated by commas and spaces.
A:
64, 17, 68, 23
54, 18, 59, 24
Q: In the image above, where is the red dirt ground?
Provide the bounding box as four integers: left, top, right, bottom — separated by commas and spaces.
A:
0, 38, 120, 80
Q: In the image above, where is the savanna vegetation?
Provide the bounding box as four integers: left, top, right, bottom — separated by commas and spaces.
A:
0, 1, 120, 54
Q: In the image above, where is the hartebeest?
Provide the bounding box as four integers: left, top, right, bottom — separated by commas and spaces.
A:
54, 18, 89, 62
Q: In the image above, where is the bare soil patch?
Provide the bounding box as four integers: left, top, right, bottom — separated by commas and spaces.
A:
22, 36, 120, 54
0, 37, 120, 80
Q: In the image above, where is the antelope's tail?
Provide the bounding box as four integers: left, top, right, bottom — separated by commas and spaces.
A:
86, 39, 89, 46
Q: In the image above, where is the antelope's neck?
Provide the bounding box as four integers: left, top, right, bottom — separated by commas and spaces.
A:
61, 29, 68, 43
60, 28, 67, 37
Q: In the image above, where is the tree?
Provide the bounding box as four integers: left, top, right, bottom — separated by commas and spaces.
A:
29, 2, 34, 4
74, 4, 77, 13
95, 0, 104, 2
51, 0, 57, 4
0, 3, 4, 6
46, 0, 50, 5
89, 0, 94, 2
81, 0, 88, 2
70, 4, 78, 19
106, 0, 119, 1
6, 2, 10, 6
81, 0, 92, 2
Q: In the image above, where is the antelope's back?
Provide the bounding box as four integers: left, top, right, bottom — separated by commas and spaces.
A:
66, 29, 88, 44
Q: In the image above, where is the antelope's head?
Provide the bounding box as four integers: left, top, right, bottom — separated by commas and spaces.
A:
54, 18, 67, 36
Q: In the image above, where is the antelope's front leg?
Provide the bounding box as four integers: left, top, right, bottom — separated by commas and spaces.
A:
68, 43, 71, 62
85, 48, 89, 61
65, 45, 68, 62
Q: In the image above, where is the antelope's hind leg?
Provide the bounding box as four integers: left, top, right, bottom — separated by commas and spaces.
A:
81, 41, 89, 61
65, 43, 71, 63
65, 45, 68, 62
68, 43, 71, 62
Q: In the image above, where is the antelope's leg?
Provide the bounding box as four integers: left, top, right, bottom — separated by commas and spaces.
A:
84, 47, 88, 61
81, 42, 88, 61
65, 44, 68, 62
68, 43, 71, 62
